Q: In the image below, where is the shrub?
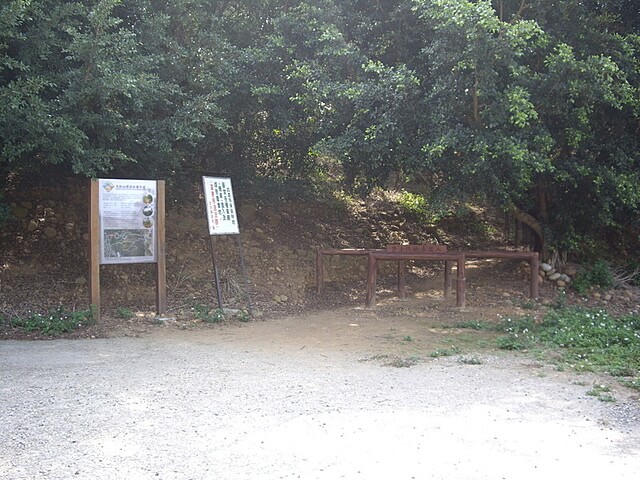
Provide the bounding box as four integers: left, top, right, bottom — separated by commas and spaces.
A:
193, 304, 225, 323
0, 191, 11, 229
398, 191, 429, 220
571, 260, 614, 294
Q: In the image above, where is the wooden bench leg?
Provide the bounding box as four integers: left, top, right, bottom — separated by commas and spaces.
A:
316, 250, 324, 294
398, 260, 406, 298
456, 255, 466, 308
444, 261, 452, 298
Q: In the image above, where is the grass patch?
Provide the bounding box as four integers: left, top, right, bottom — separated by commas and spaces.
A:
359, 354, 421, 368
359, 354, 391, 363
116, 307, 135, 319
459, 356, 483, 365
497, 306, 640, 388
448, 320, 496, 331
386, 356, 421, 368
10, 306, 95, 336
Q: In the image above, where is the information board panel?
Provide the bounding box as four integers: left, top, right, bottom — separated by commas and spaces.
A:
99, 179, 157, 264
202, 176, 240, 235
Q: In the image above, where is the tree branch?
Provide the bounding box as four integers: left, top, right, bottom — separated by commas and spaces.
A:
511, 1, 529, 24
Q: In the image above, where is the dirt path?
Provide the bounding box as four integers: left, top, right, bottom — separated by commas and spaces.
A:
1, 307, 640, 479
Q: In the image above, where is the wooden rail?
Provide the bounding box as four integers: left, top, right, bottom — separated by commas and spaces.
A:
315, 248, 383, 295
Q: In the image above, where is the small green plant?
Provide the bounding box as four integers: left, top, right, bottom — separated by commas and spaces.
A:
553, 291, 568, 308
402, 335, 413, 342
236, 309, 251, 322
586, 384, 616, 403
608, 364, 636, 377
621, 379, 640, 392
496, 315, 538, 350
11, 305, 95, 335
116, 307, 135, 319
193, 304, 225, 323
429, 346, 461, 357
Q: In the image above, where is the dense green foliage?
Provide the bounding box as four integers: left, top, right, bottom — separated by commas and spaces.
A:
1, 0, 639, 254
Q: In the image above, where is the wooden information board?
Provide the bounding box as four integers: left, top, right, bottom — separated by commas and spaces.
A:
89, 179, 166, 320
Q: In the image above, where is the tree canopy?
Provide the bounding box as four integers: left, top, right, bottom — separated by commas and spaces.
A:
1, 0, 639, 256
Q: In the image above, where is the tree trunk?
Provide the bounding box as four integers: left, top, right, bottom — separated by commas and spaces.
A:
510, 207, 544, 255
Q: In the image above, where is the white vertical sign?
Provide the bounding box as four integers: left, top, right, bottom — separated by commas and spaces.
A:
202, 176, 240, 235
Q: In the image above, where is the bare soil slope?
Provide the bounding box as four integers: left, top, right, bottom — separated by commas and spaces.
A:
1, 179, 638, 340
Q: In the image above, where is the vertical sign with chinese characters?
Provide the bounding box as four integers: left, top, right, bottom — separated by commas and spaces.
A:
99, 179, 157, 264
202, 177, 240, 235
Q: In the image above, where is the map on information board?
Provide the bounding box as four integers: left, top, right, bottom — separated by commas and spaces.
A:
99, 179, 157, 264
202, 176, 239, 235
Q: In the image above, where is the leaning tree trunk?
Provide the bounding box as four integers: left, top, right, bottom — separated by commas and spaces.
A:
510, 207, 545, 257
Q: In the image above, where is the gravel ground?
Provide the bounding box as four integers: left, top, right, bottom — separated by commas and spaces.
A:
1, 313, 640, 480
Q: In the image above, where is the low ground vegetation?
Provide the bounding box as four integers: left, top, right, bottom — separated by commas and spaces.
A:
496, 306, 640, 393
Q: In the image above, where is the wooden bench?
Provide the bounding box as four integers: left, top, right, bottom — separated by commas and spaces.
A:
387, 249, 540, 305
367, 248, 466, 308
316, 245, 540, 308
316, 245, 459, 305
450, 250, 539, 300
